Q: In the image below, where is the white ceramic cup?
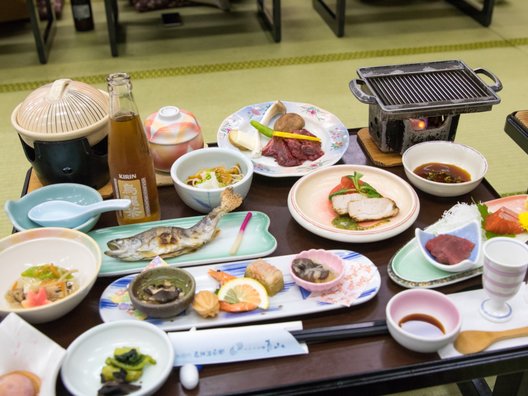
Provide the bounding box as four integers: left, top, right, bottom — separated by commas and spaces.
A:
480, 237, 528, 322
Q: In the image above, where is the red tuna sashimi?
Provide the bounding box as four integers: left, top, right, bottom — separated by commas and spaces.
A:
484, 206, 524, 235
425, 234, 475, 265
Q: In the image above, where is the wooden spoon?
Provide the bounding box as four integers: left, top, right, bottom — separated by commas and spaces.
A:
454, 326, 528, 354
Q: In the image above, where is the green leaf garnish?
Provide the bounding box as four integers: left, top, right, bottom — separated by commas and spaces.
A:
348, 172, 382, 198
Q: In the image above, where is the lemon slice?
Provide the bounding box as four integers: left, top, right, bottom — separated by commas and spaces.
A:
217, 277, 270, 310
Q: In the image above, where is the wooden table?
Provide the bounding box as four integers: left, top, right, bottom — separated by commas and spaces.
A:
103, 0, 281, 57
19, 132, 528, 395
313, 0, 496, 38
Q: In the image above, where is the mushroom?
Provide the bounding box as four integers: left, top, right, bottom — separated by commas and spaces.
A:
274, 113, 305, 132
142, 280, 182, 304
260, 100, 287, 126
291, 258, 330, 282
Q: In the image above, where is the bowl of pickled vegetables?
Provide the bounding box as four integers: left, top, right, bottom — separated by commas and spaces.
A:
170, 147, 254, 213
0, 228, 102, 324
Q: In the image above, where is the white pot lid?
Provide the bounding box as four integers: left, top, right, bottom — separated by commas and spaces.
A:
15, 79, 109, 135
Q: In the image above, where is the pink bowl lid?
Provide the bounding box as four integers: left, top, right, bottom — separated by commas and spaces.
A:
144, 106, 202, 145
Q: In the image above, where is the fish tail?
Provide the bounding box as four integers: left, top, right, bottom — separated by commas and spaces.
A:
220, 187, 243, 213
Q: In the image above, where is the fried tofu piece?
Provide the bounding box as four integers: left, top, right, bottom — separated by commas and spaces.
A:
244, 259, 284, 296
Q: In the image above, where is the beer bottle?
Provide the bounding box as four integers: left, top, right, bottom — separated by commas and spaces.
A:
106, 72, 161, 225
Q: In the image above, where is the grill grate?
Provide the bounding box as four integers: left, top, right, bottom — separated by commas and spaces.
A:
350, 60, 502, 116
369, 69, 491, 107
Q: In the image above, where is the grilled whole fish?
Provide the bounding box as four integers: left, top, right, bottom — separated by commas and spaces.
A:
105, 188, 243, 261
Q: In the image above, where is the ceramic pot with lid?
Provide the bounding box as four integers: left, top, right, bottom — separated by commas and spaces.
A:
11, 78, 110, 189
144, 106, 204, 172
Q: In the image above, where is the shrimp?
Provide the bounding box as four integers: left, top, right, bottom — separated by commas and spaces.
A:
208, 269, 237, 285
219, 301, 258, 312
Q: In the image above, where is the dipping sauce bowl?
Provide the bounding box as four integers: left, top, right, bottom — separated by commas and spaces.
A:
386, 289, 462, 353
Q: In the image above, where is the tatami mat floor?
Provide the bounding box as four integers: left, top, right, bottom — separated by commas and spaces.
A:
0, 2, 526, 391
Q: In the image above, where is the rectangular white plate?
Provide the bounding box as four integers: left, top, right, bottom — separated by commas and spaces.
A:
99, 250, 381, 331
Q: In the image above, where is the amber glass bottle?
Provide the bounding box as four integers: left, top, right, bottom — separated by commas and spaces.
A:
106, 73, 160, 225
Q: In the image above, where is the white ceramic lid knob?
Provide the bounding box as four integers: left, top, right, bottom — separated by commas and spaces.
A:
158, 106, 181, 121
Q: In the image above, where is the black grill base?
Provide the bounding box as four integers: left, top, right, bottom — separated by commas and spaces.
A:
368, 108, 460, 154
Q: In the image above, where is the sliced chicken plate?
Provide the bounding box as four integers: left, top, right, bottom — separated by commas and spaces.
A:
347, 197, 399, 222
330, 193, 366, 215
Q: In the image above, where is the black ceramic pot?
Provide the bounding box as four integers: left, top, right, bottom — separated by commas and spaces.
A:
20, 136, 109, 189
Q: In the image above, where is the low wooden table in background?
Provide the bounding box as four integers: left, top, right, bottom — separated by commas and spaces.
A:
18, 131, 528, 396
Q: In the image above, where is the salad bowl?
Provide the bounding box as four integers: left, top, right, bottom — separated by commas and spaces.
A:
170, 147, 254, 213
0, 228, 101, 324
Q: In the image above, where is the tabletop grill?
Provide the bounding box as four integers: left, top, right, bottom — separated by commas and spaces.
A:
349, 60, 502, 153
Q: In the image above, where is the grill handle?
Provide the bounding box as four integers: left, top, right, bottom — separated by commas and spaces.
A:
349, 79, 377, 104
474, 68, 503, 92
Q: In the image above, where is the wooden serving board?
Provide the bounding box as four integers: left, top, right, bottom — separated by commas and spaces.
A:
515, 110, 528, 128
27, 169, 174, 199
357, 128, 402, 167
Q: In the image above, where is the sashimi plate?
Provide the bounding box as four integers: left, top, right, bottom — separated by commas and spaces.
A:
89, 211, 277, 277
99, 250, 381, 331
288, 164, 420, 243
388, 195, 528, 288
217, 101, 349, 177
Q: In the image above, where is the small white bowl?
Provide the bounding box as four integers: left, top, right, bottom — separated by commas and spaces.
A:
61, 321, 174, 396
170, 147, 254, 213
415, 220, 482, 272
4, 183, 103, 233
0, 228, 101, 324
386, 289, 462, 353
402, 141, 487, 197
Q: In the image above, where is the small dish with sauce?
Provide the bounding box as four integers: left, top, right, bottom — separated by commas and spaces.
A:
402, 141, 487, 197
289, 249, 345, 293
386, 289, 462, 353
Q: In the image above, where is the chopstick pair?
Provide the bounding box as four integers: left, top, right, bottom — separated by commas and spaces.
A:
290, 320, 388, 344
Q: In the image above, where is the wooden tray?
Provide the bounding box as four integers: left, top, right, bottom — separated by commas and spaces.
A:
27, 169, 174, 199
515, 110, 528, 128
356, 128, 402, 167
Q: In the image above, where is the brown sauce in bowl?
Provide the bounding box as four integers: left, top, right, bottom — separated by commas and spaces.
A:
413, 162, 471, 184
399, 313, 445, 338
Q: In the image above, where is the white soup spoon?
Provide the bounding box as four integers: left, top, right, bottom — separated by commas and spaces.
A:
28, 199, 131, 228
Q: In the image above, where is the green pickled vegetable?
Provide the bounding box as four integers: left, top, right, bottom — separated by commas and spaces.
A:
105, 354, 156, 371
21, 263, 74, 280
114, 347, 142, 365
99, 346, 157, 395
100, 365, 142, 383
250, 120, 273, 138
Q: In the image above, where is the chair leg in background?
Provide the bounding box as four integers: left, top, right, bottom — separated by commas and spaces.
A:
312, 0, 346, 37
257, 0, 281, 42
